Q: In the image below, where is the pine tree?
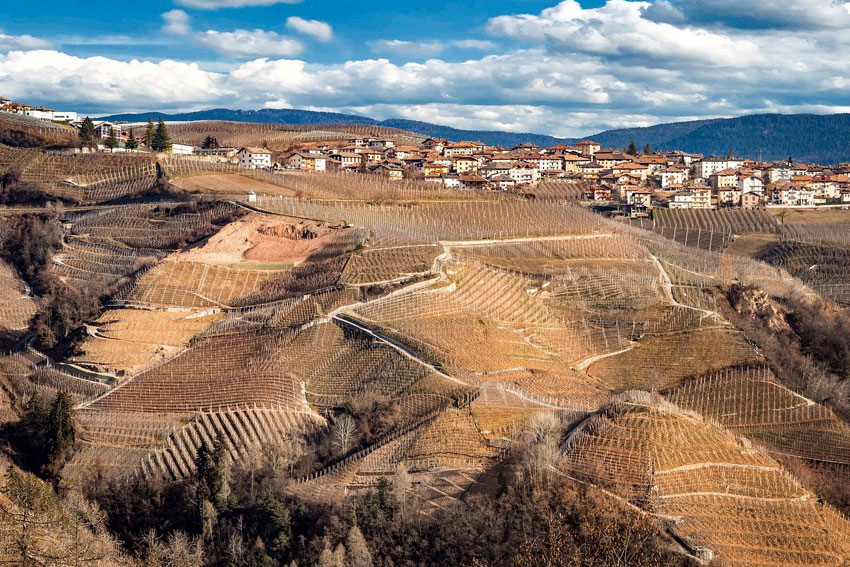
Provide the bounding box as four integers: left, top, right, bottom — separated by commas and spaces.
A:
144, 117, 155, 148
152, 118, 172, 153
202, 136, 219, 150
345, 522, 373, 567
104, 127, 119, 150
627, 140, 638, 155
125, 129, 138, 150
78, 117, 95, 143
44, 392, 75, 472
359, 154, 368, 174
643, 143, 653, 155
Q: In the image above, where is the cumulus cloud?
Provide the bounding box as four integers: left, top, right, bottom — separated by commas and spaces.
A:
176, 0, 302, 9
487, 0, 761, 66
161, 10, 191, 35
5, 1, 850, 136
369, 39, 499, 57
197, 29, 303, 57
0, 30, 51, 51
285, 17, 333, 42
642, 0, 850, 30
0, 50, 229, 111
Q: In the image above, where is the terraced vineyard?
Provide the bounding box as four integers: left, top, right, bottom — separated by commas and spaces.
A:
2, 159, 849, 566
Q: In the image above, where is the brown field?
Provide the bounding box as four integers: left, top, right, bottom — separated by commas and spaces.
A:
171, 172, 296, 197
772, 207, 850, 224
723, 232, 780, 258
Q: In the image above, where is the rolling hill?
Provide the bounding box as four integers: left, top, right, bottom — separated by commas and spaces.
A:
100, 108, 850, 163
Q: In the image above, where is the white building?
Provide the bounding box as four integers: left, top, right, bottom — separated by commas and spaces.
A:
509, 162, 540, 185
738, 175, 764, 196
237, 147, 273, 169
694, 157, 745, 179
669, 191, 693, 209
659, 167, 685, 189
172, 143, 194, 155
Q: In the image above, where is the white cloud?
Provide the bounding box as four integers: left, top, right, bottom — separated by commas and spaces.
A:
452, 39, 498, 50
285, 17, 333, 42
368, 39, 499, 57
643, 0, 850, 30
197, 29, 303, 57
0, 30, 51, 52
0, 50, 229, 111
368, 40, 447, 57
175, 0, 302, 9
161, 10, 191, 35
487, 0, 761, 66
6, 1, 850, 137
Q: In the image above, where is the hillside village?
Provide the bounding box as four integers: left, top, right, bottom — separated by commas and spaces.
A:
4, 96, 850, 217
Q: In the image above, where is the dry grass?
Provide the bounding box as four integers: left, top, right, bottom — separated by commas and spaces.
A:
171, 173, 296, 197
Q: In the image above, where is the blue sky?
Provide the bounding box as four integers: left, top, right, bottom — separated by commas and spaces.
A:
2, 0, 850, 136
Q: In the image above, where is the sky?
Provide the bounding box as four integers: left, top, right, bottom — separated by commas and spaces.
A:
2, 0, 850, 137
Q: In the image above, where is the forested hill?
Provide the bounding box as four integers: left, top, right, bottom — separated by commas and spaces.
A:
100, 109, 850, 163
589, 114, 850, 164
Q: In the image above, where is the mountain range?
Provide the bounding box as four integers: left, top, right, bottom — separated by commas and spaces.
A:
100, 108, 850, 164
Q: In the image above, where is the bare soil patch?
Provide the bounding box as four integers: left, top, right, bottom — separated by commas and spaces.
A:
173, 213, 345, 266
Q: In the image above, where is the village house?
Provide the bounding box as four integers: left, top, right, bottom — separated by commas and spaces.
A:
562, 153, 591, 175
691, 185, 712, 209
575, 140, 601, 157
287, 152, 327, 172
452, 156, 479, 174
669, 191, 693, 209
694, 156, 745, 179
709, 169, 740, 190
742, 192, 763, 209
659, 166, 685, 189
771, 183, 815, 206
459, 174, 489, 190
717, 186, 742, 207
424, 162, 450, 179
422, 138, 448, 152
93, 121, 122, 140
443, 141, 486, 157
738, 174, 764, 197
329, 152, 362, 168
509, 162, 540, 185
237, 147, 273, 169
369, 163, 404, 180
594, 151, 632, 168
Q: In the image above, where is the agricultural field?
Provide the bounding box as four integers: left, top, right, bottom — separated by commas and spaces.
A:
0, 260, 38, 334
2, 152, 850, 566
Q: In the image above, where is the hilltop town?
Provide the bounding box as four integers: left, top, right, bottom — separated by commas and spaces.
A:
4, 96, 849, 220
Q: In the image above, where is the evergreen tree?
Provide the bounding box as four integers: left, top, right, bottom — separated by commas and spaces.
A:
643, 143, 653, 155
627, 140, 638, 155
125, 129, 138, 150
259, 494, 292, 558
104, 127, 119, 150
202, 136, 219, 150
78, 117, 95, 143
44, 392, 76, 472
359, 154, 368, 173
144, 117, 155, 148
152, 118, 172, 153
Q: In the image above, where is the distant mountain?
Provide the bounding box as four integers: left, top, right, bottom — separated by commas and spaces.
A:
99, 109, 850, 164
100, 108, 380, 126
377, 119, 567, 148
586, 114, 850, 164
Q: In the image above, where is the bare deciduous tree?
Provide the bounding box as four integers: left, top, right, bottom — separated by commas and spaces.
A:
331, 414, 357, 455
